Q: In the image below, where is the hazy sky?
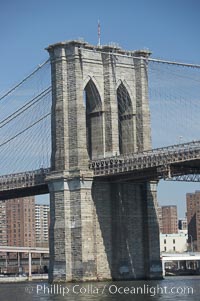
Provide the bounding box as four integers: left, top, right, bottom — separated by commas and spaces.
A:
1, 0, 200, 216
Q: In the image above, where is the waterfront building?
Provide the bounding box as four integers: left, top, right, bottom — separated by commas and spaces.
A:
160, 232, 188, 253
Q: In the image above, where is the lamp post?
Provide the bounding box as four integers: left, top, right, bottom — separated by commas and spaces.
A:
189, 235, 193, 252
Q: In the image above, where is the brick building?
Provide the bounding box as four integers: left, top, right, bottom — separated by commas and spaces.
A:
6, 197, 36, 247
186, 191, 200, 251
0, 197, 50, 249
159, 205, 178, 234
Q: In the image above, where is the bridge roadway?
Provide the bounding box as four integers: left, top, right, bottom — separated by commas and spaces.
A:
0, 141, 200, 200
90, 140, 200, 181
0, 168, 50, 200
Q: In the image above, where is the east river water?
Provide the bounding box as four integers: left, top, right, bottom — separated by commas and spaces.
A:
0, 276, 200, 301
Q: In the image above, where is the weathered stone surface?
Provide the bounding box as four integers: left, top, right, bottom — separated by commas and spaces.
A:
46, 40, 161, 282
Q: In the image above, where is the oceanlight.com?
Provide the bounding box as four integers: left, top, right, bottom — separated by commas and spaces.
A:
25, 284, 194, 297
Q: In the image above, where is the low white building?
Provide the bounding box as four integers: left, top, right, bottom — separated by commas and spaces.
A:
160, 232, 188, 253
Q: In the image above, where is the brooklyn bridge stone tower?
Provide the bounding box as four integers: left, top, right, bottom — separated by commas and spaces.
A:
46, 40, 162, 282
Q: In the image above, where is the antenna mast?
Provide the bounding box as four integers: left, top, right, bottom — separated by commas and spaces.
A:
98, 20, 101, 46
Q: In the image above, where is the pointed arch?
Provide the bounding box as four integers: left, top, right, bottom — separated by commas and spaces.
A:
83, 75, 103, 100
84, 79, 104, 159
117, 83, 135, 154
116, 79, 133, 101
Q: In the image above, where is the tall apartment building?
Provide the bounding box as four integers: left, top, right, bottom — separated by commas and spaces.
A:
0, 201, 7, 245
186, 191, 200, 251
160, 205, 178, 234
6, 197, 36, 247
35, 204, 49, 247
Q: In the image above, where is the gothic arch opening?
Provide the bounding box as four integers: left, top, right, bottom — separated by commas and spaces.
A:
84, 79, 104, 159
117, 83, 134, 154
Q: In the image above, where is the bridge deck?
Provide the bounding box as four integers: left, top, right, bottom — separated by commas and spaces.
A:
90, 140, 200, 179
0, 141, 200, 199
0, 168, 50, 200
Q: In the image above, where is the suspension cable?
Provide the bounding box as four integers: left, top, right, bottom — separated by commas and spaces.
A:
79, 47, 200, 69
0, 113, 51, 148
0, 59, 50, 101
0, 87, 51, 128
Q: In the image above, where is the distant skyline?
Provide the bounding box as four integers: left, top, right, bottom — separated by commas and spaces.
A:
1, 0, 200, 216
157, 181, 199, 218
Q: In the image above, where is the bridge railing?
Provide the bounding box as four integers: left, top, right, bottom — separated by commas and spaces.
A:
89, 141, 200, 176
0, 168, 50, 191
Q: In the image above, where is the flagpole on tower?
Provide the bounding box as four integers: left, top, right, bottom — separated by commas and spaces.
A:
98, 20, 101, 46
